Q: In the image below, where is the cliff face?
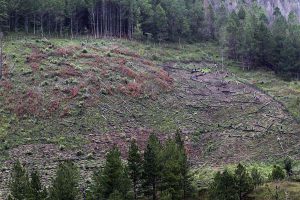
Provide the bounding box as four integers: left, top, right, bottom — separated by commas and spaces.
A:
208, 0, 300, 21
257, 0, 300, 20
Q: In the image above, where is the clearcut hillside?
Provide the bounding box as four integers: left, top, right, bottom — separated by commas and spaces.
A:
0, 37, 300, 195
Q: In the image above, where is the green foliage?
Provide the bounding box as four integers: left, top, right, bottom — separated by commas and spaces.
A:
49, 161, 79, 200
88, 147, 130, 199
142, 133, 162, 200
108, 190, 124, 200
9, 161, 31, 200
8, 161, 47, 200
128, 140, 142, 199
161, 139, 184, 199
224, 5, 300, 76
209, 169, 238, 200
284, 157, 293, 176
251, 168, 263, 188
271, 165, 285, 181
235, 163, 254, 199
30, 170, 48, 200
209, 163, 255, 200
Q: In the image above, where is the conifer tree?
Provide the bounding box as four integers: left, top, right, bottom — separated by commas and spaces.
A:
30, 169, 48, 200
88, 146, 131, 199
251, 168, 263, 188
142, 133, 162, 200
161, 139, 183, 200
128, 140, 143, 200
271, 165, 285, 181
49, 161, 79, 200
9, 160, 31, 200
175, 130, 193, 199
235, 163, 254, 200
209, 169, 238, 200
226, 11, 239, 59
284, 157, 293, 177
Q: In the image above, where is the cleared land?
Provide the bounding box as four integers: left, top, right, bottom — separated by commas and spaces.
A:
0, 38, 300, 196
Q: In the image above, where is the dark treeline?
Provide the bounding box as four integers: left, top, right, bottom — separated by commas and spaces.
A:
0, 0, 299, 76
7, 131, 196, 200
7, 135, 295, 200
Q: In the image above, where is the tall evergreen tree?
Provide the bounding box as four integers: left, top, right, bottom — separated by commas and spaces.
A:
235, 163, 254, 200
175, 130, 193, 199
161, 139, 184, 200
209, 169, 238, 200
128, 140, 143, 200
142, 133, 162, 200
284, 157, 293, 177
88, 146, 131, 199
49, 161, 79, 200
9, 161, 31, 200
30, 169, 48, 200
251, 168, 263, 188
226, 11, 239, 59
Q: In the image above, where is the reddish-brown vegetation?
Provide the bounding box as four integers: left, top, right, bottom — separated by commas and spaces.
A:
53, 46, 78, 57
15, 90, 43, 117
112, 48, 140, 58
119, 65, 138, 79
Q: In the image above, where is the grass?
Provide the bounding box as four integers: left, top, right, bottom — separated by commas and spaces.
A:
248, 181, 300, 200
1, 36, 300, 198
195, 161, 300, 199
228, 64, 300, 121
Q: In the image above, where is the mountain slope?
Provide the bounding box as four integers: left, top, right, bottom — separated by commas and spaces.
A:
0, 38, 300, 196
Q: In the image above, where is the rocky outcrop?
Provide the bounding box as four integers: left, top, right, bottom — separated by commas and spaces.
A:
207, 0, 300, 21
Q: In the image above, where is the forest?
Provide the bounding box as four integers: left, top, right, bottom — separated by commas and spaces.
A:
0, 0, 299, 77
6, 133, 293, 200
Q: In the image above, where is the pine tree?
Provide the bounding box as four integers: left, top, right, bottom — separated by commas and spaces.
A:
271, 7, 288, 73
154, 4, 168, 42
9, 160, 31, 200
226, 11, 239, 59
161, 139, 183, 200
88, 146, 131, 199
209, 169, 238, 200
142, 133, 162, 200
284, 157, 293, 177
30, 169, 48, 200
175, 130, 193, 199
86, 169, 103, 200
49, 161, 79, 200
235, 163, 254, 200
128, 140, 142, 200
271, 165, 285, 181
108, 190, 124, 200
251, 168, 263, 188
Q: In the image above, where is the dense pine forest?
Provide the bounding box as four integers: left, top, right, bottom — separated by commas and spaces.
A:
0, 0, 300, 76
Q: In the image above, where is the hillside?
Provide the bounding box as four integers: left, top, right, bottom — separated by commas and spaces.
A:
0, 38, 300, 196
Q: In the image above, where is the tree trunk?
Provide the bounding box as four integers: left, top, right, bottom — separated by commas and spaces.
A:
71, 14, 74, 38
119, 3, 122, 38
60, 19, 63, 37
25, 15, 29, 34
40, 14, 44, 36
48, 13, 51, 36
0, 34, 3, 80
14, 12, 18, 32
96, 7, 100, 37
33, 14, 36, 35
153, 180, 156, 200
